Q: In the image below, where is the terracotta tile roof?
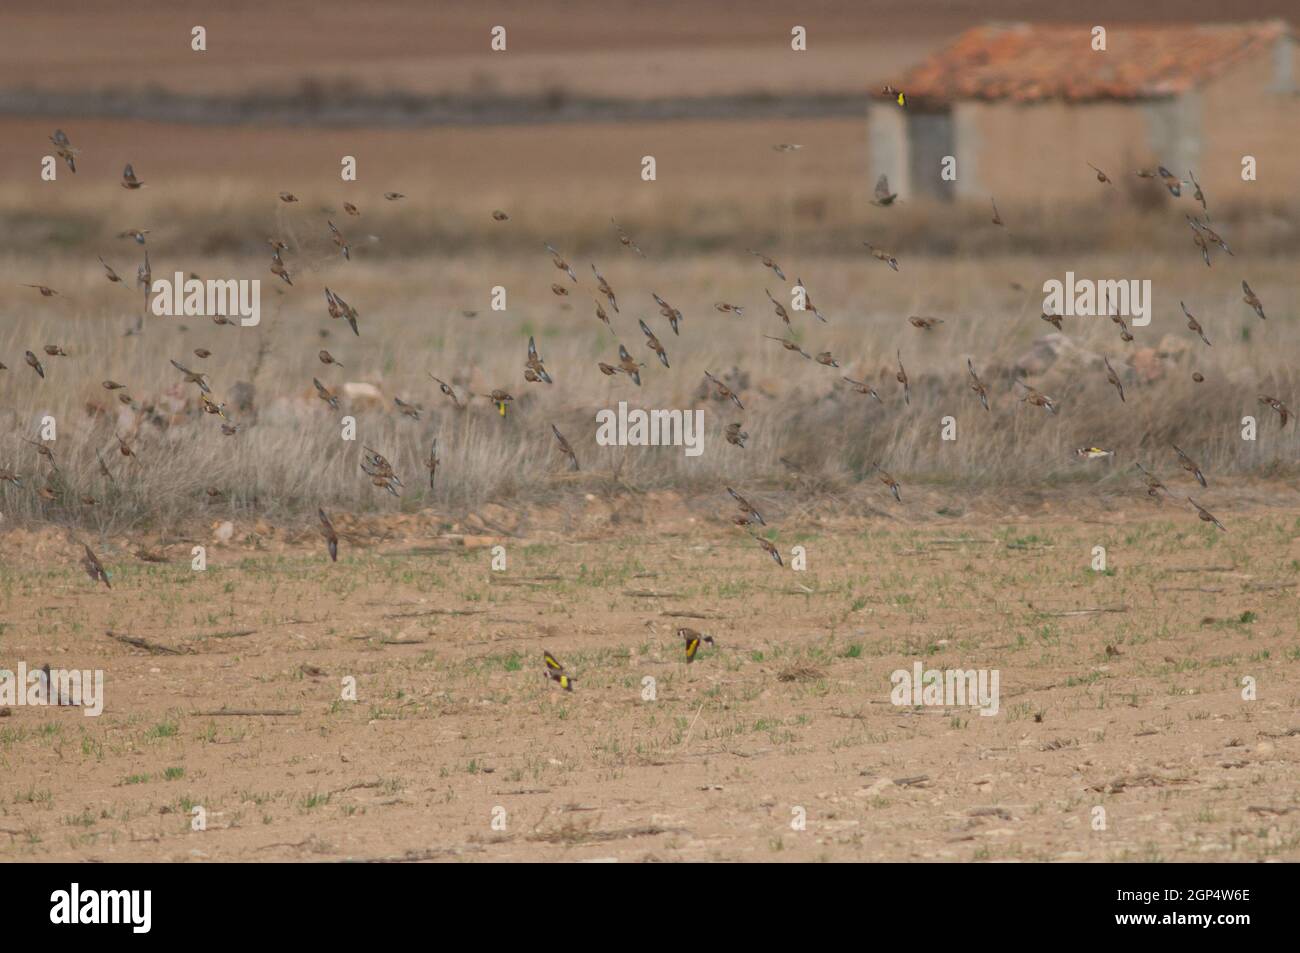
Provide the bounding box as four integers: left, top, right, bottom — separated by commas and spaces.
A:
899, 21, 1291, 104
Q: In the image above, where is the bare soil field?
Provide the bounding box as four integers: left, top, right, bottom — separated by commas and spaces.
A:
1, 489, 1298, 862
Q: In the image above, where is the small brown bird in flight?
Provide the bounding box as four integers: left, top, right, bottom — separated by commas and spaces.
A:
551, 425, 579, 471
394, 397, 422, 420
873, 462, 902, 502
715, 302, 745, 317
727, 487, 765, 526
313, 377, 340, 410
1104, 356, 1125, 403
724, 422, 748, 448
593, 299, 614, 334
483, 389, 514, 416
170, 358, 211, 394
118, 228, 150, 244
1136, 166, 1180, 196
270, 247, 293, 286
1258, 395, 1291, 427
651, 292, 682, 335
815, 351, 839, 368
25, 351, 44, 379
750, 531, 784, 567
843, 376, 883, 403
327, 220, 351, 261
544, 243, 578, 283
639, 319, 670, 368
1016, 380, 1056, 414
43, 344, 67, 357
611, 218, 645, 257
121, 164, 144, 189
749, 250, 786, 281
384, 191, 405, 201
1242, 280, 1266, 320
50, 129, 78, 173
680, 628, 715, 663
1087, 162, 1111, 184
1041, 311, 1064, 331
864, 242, 899, 271
871, 174, 898, 206
319, 508, 339, 562
704, 370, 744, 409
990, 198, 1004, 226
967, 359, 989, 411
492, 209, 509, 222
525, 336, 553, 384
429, 374, 463, 408
550, 283, 569, 297
81, 545, 111, 588
319, 350, 343, 369
764, 334, 810, 359
592, 264, 618, 313
343, 202, 359, 216
23, 284, 58, 297
1188, 497, 1225, 532
1180, 301, 1211, 347
278, 191, 298, 203
616, 344, 643, 385
896, 351, 910, 404
796, 278, 826, 323
764, 289, 791, 327
1134, 462, 1166, 499
98, 255, 124, 285
908, 316, 943, 331
1172, 444, 1207, 488
1187, 170, 1207, 212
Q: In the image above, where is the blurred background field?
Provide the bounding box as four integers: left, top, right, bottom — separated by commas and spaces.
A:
0, 1, 1298, 531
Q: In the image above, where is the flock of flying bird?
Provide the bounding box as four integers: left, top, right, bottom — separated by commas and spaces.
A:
11, 114, 1292, 684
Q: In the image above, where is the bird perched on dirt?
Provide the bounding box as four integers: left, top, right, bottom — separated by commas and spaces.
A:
1171, 444, 1207, 488
864, 242, 899, 271
871, 174, 898, 206
121, 163, 144, 190
749, 249, 786, 281
873, 463, 902, 502
81, 545, 111, 588
318, 509, 339, 562
680, 628, 715, 663
543, 651, 574, 691
1188, 497, 1225, 532
967, 359, 989, 411
544, 243, 578, 283
551, 425, 579, 471
1258, 395, 1291, 427
1242, 280, 1266, 320
1103, 356, 1125, 403
639, 319, 670, 368
1179, 301, 1211, 347
727, 487, 765, 526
